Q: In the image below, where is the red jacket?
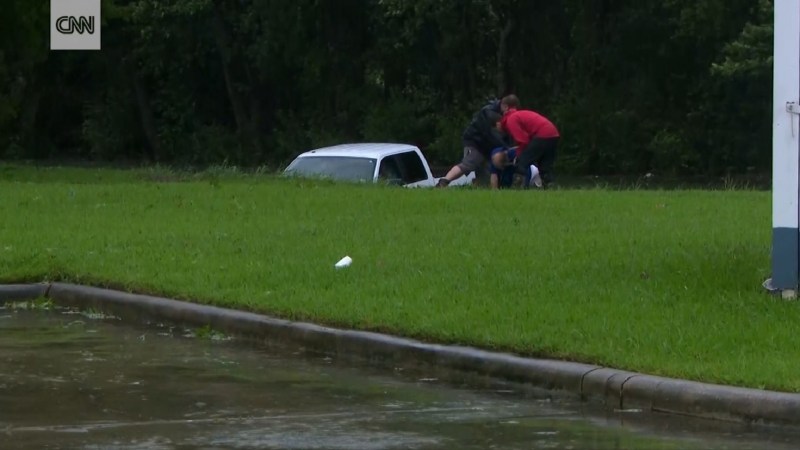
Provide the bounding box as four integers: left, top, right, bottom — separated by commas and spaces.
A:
501, 108, 559, 156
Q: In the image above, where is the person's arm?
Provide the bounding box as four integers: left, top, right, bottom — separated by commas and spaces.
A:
488, 156, 502, 189
503, 116, 528, 156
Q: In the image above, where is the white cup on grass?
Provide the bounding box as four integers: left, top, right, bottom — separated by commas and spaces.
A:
335, 256, 352, 269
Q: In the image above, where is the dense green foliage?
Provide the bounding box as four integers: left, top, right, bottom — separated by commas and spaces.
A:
1, 0, 774, 175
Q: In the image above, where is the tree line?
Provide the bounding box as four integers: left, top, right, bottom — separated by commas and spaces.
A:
1, 0, 773, 176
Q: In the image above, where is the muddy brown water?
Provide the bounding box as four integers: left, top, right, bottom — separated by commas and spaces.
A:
1, 305, 799, 450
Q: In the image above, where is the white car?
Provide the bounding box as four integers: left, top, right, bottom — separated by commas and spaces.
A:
283, 143, 476, 187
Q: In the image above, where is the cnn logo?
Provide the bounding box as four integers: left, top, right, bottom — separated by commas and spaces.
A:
50, 0, 100, 50
55, 16, 95, 35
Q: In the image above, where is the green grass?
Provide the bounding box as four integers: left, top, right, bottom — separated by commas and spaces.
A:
1, 163, 795, 391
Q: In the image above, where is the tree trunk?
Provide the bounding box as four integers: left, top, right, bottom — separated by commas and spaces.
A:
243, 62, 266, 163
131, 71, 161, 163
463, 5, 477, 99
18, 86, 42, 151
16, 67, 47, 157
211, 5, 262, 159
496, 17, 514, 96
211, 10, 248, 137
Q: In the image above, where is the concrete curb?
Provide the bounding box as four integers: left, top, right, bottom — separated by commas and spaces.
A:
3, 281, 800, 426
0, 282, 50, 302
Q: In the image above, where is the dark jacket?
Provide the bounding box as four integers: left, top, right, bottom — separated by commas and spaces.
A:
461, 99, 507, 157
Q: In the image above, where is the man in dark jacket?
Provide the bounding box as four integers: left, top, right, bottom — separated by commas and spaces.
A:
435, 99, 508, 187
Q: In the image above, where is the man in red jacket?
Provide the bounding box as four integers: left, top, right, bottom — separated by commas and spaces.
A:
499, 94, 559, 188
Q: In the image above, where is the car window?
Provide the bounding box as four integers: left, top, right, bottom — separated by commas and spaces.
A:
284, 156, 377, 182
379, 151, 428, 185
378, 155, 403, 182
395, 151, 428, 183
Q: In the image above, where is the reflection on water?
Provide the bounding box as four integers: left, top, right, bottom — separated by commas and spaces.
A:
1, 305, 799, 449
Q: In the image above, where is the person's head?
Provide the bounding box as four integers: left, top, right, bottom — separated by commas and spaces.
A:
490, 147, 514, 169
500, 94, 520, 114
486, 110, 503, 129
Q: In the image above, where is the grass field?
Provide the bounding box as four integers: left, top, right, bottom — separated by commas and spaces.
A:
1, 163, 795, 392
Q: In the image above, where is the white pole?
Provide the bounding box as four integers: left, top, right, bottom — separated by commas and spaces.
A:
772, 0, 800, 297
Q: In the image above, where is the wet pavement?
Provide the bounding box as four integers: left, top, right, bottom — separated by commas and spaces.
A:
1, 304, 799, 450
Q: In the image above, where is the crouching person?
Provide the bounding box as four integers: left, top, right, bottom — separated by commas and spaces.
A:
490, 146, 543, 189
436, 101, 506, 188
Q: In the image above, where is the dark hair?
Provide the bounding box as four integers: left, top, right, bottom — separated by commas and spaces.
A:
501, 94, 520, 108
486, 110, 502, 124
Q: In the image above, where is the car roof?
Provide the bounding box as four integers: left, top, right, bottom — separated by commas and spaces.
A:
295, 143, 420, 159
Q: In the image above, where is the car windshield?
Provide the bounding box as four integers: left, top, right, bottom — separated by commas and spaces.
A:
284, 156, 377, 182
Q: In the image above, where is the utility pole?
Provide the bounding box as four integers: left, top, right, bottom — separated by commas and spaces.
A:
771, 0, 800, 299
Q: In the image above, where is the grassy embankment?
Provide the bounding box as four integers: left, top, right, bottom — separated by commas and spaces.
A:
1, 163, 795, 391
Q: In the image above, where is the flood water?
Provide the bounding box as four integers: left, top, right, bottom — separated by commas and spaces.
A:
2, 305, 799, 450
